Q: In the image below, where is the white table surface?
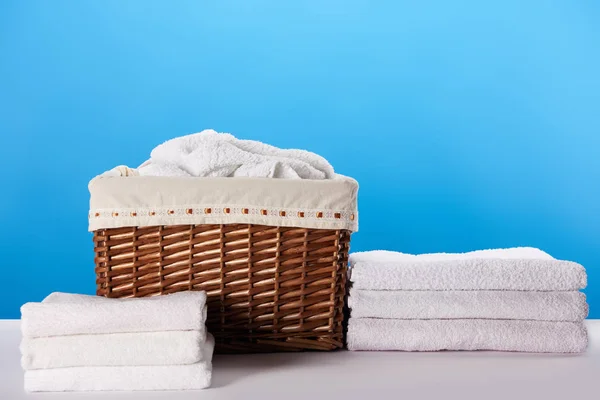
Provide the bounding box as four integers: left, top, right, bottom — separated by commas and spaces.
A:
1, 320, 599, 399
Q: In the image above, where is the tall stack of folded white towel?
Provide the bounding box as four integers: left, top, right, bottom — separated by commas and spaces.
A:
20, 292, 214, 392
347, 248, 589, 353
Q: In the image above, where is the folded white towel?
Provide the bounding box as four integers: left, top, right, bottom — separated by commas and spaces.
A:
349, 248, 586, 291
347, 319, 588, 353
24, 334, 215, 392
349, 289, 588, 321
136, 129, 335, 179
21, 330, 208, 369
21, 291, 207, 338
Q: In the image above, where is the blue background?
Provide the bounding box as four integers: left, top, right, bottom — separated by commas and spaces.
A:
1, 1, 598, 319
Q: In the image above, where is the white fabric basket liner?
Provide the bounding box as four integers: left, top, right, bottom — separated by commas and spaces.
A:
89, 174, 358, 232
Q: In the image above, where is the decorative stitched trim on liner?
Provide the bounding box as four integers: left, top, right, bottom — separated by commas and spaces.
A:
89, 205, 356, 223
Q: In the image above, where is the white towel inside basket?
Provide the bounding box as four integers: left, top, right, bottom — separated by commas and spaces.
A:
90, 130, 358, 232
102, 130, 335, 180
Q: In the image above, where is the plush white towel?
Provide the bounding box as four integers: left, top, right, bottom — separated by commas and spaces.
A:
136, 129, 335, 179
24, 334, 215, 392
347, 319, 588, 353
349, 248, 586, 291
21, 330, 208, 369
21, 291, 207, 338
348, 289, 588, 321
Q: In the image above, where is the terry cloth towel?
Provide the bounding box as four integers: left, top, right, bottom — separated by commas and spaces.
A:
347, 319, 588, 353
21, 330, 208, 369
349, 248, 587, 291
135, 129, 335, 179
348, 289, 589, 321
24, 334, 215, 392
21, 291, 207, 338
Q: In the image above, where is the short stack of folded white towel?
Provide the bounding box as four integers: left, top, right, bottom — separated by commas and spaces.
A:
20, 291, 214, 392
347, 247, 589, 353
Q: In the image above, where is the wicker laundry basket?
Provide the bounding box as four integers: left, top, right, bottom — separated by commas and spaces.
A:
89, 175, 358, 353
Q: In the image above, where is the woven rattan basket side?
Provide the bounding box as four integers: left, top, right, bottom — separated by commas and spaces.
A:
93, 223, 350, 353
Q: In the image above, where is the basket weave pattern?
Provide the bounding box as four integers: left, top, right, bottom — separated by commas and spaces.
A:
94, 223, 350, 353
